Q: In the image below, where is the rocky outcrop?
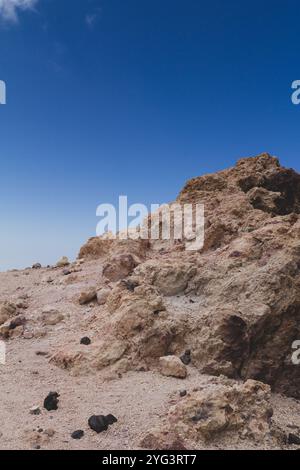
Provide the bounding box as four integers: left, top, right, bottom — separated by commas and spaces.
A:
51, 154, 300, 399
140, 378, 275, 448
0, 302, 17, 326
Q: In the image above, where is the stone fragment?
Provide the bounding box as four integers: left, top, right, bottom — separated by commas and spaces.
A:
159, 356, 187, 379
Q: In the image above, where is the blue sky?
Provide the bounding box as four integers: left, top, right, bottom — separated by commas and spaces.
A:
0, 0, 300, 271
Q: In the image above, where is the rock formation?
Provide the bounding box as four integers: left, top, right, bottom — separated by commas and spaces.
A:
2, 153, 300, 450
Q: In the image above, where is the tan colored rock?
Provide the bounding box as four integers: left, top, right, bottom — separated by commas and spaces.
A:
78, 289, 97, 305
56, 256, 70, 267
141, 378, 274, 448
54, 155, 300, 399
103, 254, 138, 282
159, 356, 187, 379
96, 288, 111, 305
90, 339, 128, 369
0, 302, 17, 326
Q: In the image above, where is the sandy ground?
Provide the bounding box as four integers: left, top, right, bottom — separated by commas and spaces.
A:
1, 262, 300, 450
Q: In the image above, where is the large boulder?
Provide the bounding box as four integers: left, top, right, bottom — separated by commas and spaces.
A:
0, 302, 17, 326
141, 378, 275, 448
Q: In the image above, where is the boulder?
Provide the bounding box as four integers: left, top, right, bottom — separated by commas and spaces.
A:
0, 302, 17, 326
159, 356, 187, 379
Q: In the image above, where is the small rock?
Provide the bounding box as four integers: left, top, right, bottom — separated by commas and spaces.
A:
44, 428, 55, 437
159, 356, 187, 379
80, 337, 91, 345
9, 316, 26, 330
30, 406, 41, 416
180, 350, 191, 366
63, 269, 72, 276
32, 263, 42, 269
71, 430, 84, 440
88, 415, 108, 433
56, 256, 70, 268
79, 290, 97, 305
44, 392, 60, 411
96, 288, 111, 306
179, 390, 187, 397
288, 433, 300, 445
120, 279, 139, 292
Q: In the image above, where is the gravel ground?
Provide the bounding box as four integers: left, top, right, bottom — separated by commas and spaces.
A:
1, 263, 300, 450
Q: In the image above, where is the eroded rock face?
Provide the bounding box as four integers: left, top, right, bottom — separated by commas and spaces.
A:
134, 260, 197, 296
51, 154, 300, 399
103, 254, 139, 282
140, 378, 274, 448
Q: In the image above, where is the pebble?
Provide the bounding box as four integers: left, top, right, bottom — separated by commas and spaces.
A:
288, 433, 300, 445
80, 337, 91, 345
88, 414, 118, 434
30, 406, 41, 416
44, 392, 60, 411
180, 349, 191, 365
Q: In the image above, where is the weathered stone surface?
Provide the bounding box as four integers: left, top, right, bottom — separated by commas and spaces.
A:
134, 260, 197, 296
78, 289, 97, 305
141, 378, 274, 447
0, 302, 17, 326
103, 254, 138, 282
159, 356, 187, 379
56, 256, 70, 268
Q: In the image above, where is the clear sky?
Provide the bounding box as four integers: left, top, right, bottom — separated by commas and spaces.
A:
1, 0, 300, 271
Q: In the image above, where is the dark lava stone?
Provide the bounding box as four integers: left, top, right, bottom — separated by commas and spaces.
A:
44, 392, 60, 411
288, 433, 300, 445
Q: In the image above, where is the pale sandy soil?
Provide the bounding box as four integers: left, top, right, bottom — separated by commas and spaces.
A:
1, 262, 300, 450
